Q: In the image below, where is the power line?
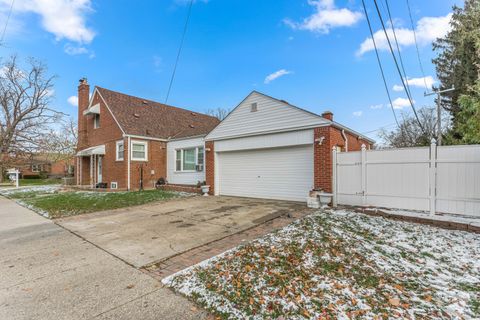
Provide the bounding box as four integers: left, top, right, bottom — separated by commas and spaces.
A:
361, 122, 398, 135
164, 0, 194, 104
406, 0, 429, 91
361, 0, 400, 128
384, 0, 413, 98
371, 0, 425, 133
0, 0, 15, 46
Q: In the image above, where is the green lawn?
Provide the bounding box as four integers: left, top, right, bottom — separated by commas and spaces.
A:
19, 178, 62, 186
7, 188, 180, 219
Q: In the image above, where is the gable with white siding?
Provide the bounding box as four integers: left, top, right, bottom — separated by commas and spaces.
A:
205, 91, 329, 141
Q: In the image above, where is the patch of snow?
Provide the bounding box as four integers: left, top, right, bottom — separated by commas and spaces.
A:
0, 185, 61, 196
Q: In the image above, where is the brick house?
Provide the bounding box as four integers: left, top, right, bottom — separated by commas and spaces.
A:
75, 79, 219, 190
11, 154, 74, 178
75, 79, 373, 200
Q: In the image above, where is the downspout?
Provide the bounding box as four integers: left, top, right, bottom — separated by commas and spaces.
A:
127, 136, 131, 191
341, 129, 348, 152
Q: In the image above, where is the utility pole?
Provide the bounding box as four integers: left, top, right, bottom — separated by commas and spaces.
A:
424, 87, 455, 145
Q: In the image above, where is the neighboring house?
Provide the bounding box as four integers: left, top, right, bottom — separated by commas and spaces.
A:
12, 154, 75, 178
75, 79, 374, 201
75, 79, 219, 190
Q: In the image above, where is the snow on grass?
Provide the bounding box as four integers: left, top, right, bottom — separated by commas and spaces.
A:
164, 209, 480, 319
0, 185, 61, 197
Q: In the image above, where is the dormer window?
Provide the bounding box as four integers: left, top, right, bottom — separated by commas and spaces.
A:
94, 114, 100, 129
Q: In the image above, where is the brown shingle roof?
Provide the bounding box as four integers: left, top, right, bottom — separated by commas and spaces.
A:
96, 87, 220, 139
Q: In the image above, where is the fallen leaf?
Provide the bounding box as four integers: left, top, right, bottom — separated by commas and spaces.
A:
389, 298, 400, 306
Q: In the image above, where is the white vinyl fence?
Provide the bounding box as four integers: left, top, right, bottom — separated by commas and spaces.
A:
332, 142, 480, 217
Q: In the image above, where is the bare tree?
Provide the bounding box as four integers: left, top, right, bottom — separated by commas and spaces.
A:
0, 55, 60, 181
38, 118, 78, 162
379, 107, 446, 148
206, 107, 230, 120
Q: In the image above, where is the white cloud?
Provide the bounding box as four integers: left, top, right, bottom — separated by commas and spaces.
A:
357, 13, 452, 56
67, 95, 78, 107
264, 69, 292, 84
392, 76, 437, 91
284, 0, 362, 34
353, 111, 363, 117
64, 43, 94, 58
0, 0, 95, 44
391, 97, 414, 110
370, 104, 383, 109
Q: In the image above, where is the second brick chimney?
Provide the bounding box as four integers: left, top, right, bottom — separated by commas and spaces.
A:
321, 111, 333, 121
77, 78, 90, 150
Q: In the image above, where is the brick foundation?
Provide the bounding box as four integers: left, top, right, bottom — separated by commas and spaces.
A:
157, 184, 202, 194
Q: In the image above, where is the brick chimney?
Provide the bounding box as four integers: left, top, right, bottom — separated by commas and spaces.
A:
321, 111, 333, 121
77, 78, 90, 150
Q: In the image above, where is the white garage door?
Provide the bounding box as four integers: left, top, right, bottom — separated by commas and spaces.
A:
218, 145, 314, 202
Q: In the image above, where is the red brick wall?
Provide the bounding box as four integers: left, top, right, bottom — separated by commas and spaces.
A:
314, 127, 331, 192
50, 158, 74, 177
81, 91, 124, 149
77, 89, 128, 189
80, 157, 90, 185
102, 139, 126, 188
128, 140, 167, 190
314, 125, 372, 192
77, 80, 89, 151
205, 141, 215, 195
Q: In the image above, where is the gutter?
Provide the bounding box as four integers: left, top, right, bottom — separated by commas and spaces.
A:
341, 129, 348, 152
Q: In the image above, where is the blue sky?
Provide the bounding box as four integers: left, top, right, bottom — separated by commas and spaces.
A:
0, 0, 461, 140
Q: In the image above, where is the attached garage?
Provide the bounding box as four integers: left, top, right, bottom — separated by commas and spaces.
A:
204, 91, 374, 203
217, 145, 314, 202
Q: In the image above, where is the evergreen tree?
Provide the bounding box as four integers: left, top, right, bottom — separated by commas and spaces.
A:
451, 81, 480, 144
432, 0, 480, 142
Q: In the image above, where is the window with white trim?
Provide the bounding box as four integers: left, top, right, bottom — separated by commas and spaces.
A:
175, 147, 204, 172
94, 114, 100, 129
116, 140, 124, 161
31, 164, 42, 172
131, 141, 148, 161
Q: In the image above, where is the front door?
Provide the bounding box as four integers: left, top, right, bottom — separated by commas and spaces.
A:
97, 156, 103, 183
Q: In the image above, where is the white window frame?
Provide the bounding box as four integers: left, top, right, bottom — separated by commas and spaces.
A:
31, 164, 42, 173
94, 114, 100, 129
131, 140, 148, 161
175, 146, 204, 172
116, 140, 124, 161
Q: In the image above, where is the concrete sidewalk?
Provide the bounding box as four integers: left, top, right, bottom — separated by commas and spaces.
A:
0, 196, 208, 320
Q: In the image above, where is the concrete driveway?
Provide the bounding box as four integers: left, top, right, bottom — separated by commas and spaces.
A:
57, 196, 305, 267
0, 196, 206, 320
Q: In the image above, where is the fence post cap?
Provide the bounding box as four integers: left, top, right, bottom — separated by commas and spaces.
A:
361, 144, 366, 150
430, 138, 437, 145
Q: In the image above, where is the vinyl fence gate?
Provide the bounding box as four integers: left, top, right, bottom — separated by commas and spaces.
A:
332, 142, 480, 217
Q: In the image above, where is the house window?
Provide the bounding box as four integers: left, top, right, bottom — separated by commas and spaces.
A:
183, 148, 196, 171
176, 150, 182, 171
116, 140, 124, 161
94, 114, 100, 129
131, 141, 148, 161
31, 164, 42, 172
175, 147, 204, 172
